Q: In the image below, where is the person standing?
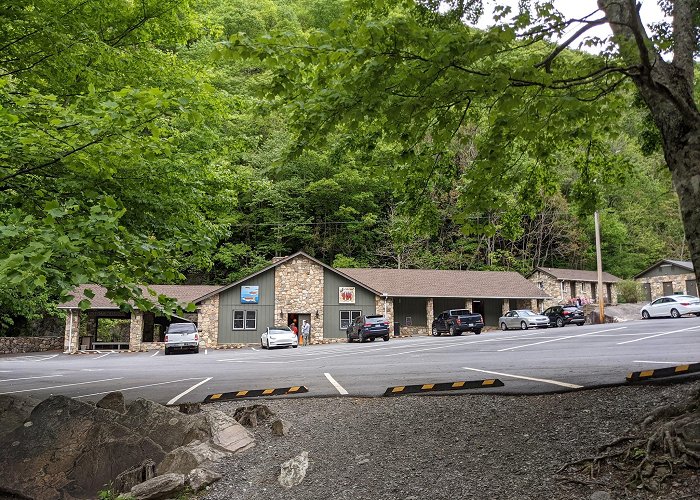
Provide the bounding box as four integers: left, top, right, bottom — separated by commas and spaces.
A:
301, 319, 311, 346
289, 319, 298, 339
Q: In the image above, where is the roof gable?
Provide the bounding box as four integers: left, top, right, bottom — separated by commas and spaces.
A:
531, 267, 621, 283
633, 259, 695, 279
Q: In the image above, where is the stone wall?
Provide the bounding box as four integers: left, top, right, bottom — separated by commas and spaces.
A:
0, 336, 63, 354
64, 309, 80, 353
374, 296, 394, 334
197, 295, 219, 347
637, 273, 697, 300
275, 256, 325, 342
129, 312, 144, 351
528, 272, 618, 308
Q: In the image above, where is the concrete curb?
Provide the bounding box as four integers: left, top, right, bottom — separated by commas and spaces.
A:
203, 386, 309, 403
383, 379, 504, 396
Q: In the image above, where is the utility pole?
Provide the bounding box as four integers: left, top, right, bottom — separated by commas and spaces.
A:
594, 211, 605, 324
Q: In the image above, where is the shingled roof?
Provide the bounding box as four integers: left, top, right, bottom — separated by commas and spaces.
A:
58, 284, 222, 309
337, 268, 549, 299
530, 267, 620, 283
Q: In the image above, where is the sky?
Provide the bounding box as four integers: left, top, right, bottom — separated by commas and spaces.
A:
475, 0, 668, 49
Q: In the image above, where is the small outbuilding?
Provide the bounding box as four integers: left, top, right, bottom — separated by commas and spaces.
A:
633, 259, 697, 301
527, 267, 620, 308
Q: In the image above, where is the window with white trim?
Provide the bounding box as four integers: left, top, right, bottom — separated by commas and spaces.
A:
233, 310, 257, 330
340, 310, 362, 329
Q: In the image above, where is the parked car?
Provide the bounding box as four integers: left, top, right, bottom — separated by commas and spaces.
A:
499, 310, 550, 330
261, 326, 299, 349
347, 315, 390, 342
641, 295, 700, 319
164, 322, 200, 355
431, 309, 484, 336
542, 305, 585, 327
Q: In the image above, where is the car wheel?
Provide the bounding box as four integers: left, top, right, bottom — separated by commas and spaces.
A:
670, 308, 681, 318
576, 322, 584, 326
347, 333, 353, 343
555, 317, 564, 328
474, 329, 481, 335
260, 340, 265, 349
500, 322, 508, 331
449, 325, 456, 336
383, 335, 389, 341
642, 310, 650, 319
520, 321, 527, 330
369, 337, 375, 342
267, 339, 271, 349
431, 326, 440, 337
194, 347, 199, 354
164, 347, 170, 355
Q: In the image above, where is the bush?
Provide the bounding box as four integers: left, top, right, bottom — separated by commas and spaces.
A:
617, 279, 642, 304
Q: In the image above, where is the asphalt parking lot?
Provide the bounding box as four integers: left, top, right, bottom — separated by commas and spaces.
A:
1, 317, 699, 404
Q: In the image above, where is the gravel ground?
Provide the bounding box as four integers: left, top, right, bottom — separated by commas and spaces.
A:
200, 379, 700, 500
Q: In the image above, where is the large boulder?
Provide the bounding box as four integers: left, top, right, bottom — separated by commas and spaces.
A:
187, 467, 222, 492
0, 395, 239, 500
130, 473, 185, 500
156, 440, 229, 475
0, 394, 40, 440
96, 391, 126, 414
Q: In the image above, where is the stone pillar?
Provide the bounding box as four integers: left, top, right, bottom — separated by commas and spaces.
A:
530, 299, 537, 311
465, 299, 472, 311
197, 295, 220, 347
537, 299, 544, 312
426, 298, 434, 326
502, 299, 510, 315
129, 311, 144, 352
275, 255, 324, 343
63, 309, 80, 353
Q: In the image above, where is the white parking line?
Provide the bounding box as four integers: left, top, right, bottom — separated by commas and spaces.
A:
497, 326, 627, 352
463, 367, 583, 389
0, 374, 63, 383
205, 349, 208, 355
633, 360, 697, 364
0, 377, 123, 395
167, 377, 213, 405
151, 350, 159, 357
324, 372, 348, 395
34, 354, 59, 362
74, 377, 207, 399
95, 353, 112, 360
617, 325, 700, 345
383, 332, 545, 357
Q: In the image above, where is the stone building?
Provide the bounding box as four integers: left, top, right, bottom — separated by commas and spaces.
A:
634, 259, 697, 301
527, 267, 620, 308
59, 252, 550, 351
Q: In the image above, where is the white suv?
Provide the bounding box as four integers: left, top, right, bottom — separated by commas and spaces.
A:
164, 322, 200, 355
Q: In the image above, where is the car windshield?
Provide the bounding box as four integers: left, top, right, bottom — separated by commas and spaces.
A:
167, 323, 196, 333
269, 327, 292, 334
364, 316, 386, 324
450, 310, 470, 316
672, 295, 698, 301
517, 310, 537, 316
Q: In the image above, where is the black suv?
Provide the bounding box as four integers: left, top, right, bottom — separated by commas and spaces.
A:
542, 305, 585, 327
346, 315, 390, 343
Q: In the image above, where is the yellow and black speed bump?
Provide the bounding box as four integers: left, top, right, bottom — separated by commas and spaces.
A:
383, 379, 504, 396
627, 363, 700, 382
203, 386, 308, 403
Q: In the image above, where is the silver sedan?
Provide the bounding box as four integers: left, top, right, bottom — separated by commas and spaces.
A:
499, 310, 550, 330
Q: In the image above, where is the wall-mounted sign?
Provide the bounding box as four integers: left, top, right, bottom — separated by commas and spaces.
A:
241, 286, 259, 304
339, 286, 355, 304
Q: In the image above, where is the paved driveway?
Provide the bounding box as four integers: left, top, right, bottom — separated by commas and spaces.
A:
1, 317, 699, 404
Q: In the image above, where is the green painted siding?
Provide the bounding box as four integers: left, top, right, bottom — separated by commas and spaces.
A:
323, 269, 377, 339
394, 297, 427, 326
218, 269, 276, 344
639, 264, 691, 279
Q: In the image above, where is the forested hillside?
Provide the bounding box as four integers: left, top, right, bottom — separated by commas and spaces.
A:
0, 0, 689, 334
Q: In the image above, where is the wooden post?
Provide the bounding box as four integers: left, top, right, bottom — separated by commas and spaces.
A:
595, 211, 605, 323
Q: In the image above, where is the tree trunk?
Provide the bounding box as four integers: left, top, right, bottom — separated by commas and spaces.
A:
599, 0, 700, 286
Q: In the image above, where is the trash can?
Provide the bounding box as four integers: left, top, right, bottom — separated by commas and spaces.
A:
393, 322, 400, 337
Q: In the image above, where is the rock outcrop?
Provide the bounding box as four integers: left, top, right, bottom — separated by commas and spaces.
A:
0, 393, 253, 500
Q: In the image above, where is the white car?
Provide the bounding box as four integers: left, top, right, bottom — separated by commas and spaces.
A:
641, 295, 700, 319
499, 310, 550, 330
261, 326, 299, 349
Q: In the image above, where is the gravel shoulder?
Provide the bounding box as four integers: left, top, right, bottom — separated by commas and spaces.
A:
200, 379, 700, 500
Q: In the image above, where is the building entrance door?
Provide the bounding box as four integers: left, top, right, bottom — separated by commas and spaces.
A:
298, 313, 312, 344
